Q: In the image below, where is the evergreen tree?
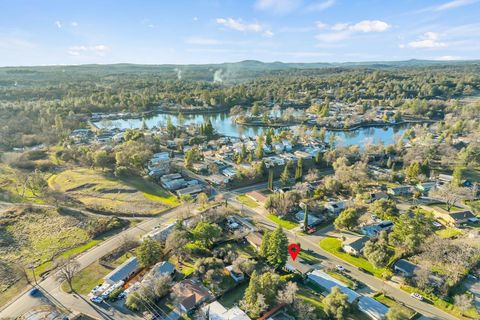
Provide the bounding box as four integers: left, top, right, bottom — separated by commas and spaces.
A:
256, 136, 264, 159
315, 151, 322, 166
259, 231, 271, 258
280, 161, 292, 186
242, 271, 262, 317
266, 226, 288, 269
268, 168, 274, 190
295, 158, 303, 181
265, 129, 273, 145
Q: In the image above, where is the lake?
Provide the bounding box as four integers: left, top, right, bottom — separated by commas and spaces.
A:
93, 112, 408, 147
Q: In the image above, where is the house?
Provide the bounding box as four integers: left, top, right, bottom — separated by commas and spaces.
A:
438, 174, 453, 183
294, 151, 313, 160
246, 191, 268, 204
295, 211, 324, 227
324, 200, 349, 215
387, 185, 412, 196
307, 270, 360, 303
172, 279, 213, 313
342, 236, 369, 256
150, 261, 176, 277
367, 191, 388, 202
358, 296, 389, 320
361, 221, 394, 238
433, 209, 476, 227
285, 257, 314, 275
393, 259, 419, 278
246, 232, 263, 250
226, 265, 245, 282
416, 182, 436, 194
202, 301, 251, 320
142, 223, 175, 242
176, 185, 204, 197
103, 257, 139, 285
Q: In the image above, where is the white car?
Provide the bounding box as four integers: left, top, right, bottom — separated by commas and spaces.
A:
90, 296, 103, 303
335, 265, 345, 272
410, 292, 423, 301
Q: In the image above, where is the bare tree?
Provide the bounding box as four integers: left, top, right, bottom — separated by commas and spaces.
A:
277, 282, 298, 304
429, 184, 470, 212
454, 294, 473, 314
55, 258, 80, 292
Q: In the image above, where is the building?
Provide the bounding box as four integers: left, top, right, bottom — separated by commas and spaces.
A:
150, 261, 176, 277
342, 236, 369, 256
202, 301, 251, 320
176, 185, 204, 197
387, 185, 412, 196
358, 296, 389, 320
431, 208, 476, 227
246, 231, 263, 250
324, 200, 349, 215
361, 221, 394, 238
226, 265, 245, 282
393, 259, 419, 278
307, 270, 360, 303
103, 257, 139, 285
295, 210, 324, 227
142, 223, 175, 242
172, 279, 213, 313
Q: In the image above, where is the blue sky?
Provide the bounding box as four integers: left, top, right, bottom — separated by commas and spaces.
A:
1, 0, 479, 66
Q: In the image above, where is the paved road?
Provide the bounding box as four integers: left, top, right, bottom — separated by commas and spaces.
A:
226, 196, 459, 320
0, 207, 181, 320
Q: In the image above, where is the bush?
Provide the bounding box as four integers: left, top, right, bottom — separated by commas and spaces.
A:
108, 287, 124, 301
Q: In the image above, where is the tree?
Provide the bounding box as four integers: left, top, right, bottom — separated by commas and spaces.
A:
323, 286, 350, 320
363, 231, 392, 268
26, 169, 48, 197
452, 166, 464, 187
165, 229, 190, 262
280, 161, 292, 186
55, 258, 80, 292
429, 183, 470, 212
295, 158, 303, 181
196, 192, 208, 207
454, 294, 473, 315
256, 136, 264, 159
266, 226, 289, 269
268, 168, 274, 190
241, 271, 263, 318
333, 208, 358, 231
389, 210, 433, 254
404, 162, 420, 182
315, 151, 323, 166
192, 222, 222, 248
386, 305, 410, 320
259, 230, 272, 258
241, 271, 285, 318
369, 199, 398, 220
137, 239, 162, 267
93, 150, 111, 171
277, 281, 298, 304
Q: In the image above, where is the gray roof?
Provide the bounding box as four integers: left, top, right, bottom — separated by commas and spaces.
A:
394, 259, 418, 275
103, 256, 138, 283
307, 270, 360, 303
358, 296, 389, 320
151, 261, 176, 276
343, 236, 369, 252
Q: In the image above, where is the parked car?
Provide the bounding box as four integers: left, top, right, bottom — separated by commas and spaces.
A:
90, 296, 103, 303
410, 292, 423, 301
336, 265, 345, 272
29, 287, 39, 296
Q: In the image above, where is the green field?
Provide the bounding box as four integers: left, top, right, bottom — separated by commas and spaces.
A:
49, 168, 178, 215
62, 261, 111, 294
435, 227, 463, 239
319, 237, 386, 277
235, 194, 259, 208
267, 214, 298, 230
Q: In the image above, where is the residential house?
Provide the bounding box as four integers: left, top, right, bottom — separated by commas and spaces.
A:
225, 265, 245, 282
393, 259, 419, 278
358, 296, 389, 320
342, 236, 369, 256
142, 223, 175, 243
433, 209, 476, 227
324, 200, 349, 215
307, 270, 360, 303
172, 279, 213, 313
387, 185, 412, 196
367, 191, 388, 203
176, 185, 204, 197
201, 301, 251, 320
246, 232, 263, 250
150, 261, 176, 277
361, 221, 394, 238
295, 210, 324, 227
103, 257, 139, 285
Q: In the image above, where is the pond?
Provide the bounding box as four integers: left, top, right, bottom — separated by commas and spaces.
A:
93, 111, 408, 147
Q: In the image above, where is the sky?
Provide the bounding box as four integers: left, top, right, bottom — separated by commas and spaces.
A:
1, 0, 480, 66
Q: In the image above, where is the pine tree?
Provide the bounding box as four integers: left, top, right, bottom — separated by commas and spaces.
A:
280, 161, 292, 186
295, 158, 303, 181
268, 168, 274, 190
266, 226, 288, 269
259, 231, 271, 258
315, 151, 322, 166
242, 271, 261, 317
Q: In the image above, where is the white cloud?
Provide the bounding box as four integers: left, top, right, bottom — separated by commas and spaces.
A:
316, 20, 390, 42
435, 55, 462, 60
186, 37, 221, 45
216, 18, 273, 37
403, 32, 447, 48
306, 0, 336, 12
434, 0, 477, 11
315, 21, 328, 30
254, 0, 301, 14
71, 21, 79, 27
55, 21, 62, 28
67, 45, 110, 56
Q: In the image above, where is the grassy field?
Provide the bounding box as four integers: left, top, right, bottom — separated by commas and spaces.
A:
429, 203, 463, 212
235, 194, 259, 208
267, 214, 298, 230
0, 205, 124, 307
326, 271, 355, 288
319, 237, 386, 277
218, 282, 248, 308
62, 261, 111, 294
466, 199, 480, 214
373, 293, 416, 318
48, 168, 178, 215
435, 227, 463, 238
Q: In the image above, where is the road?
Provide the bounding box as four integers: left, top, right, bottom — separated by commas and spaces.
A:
0, 207, 182, 320
226, 196, 459, 320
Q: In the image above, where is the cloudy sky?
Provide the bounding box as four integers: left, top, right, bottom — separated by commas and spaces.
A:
1, 0, 480, 66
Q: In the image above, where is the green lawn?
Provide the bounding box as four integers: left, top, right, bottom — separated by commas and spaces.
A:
319, 237, 386, 277
429, 203, 463, 212
298, 250, 321, 265
218, 282, 248, 308
373, 293, 416, 318
466, 199, 480, 214
435, 227, 463, 239
235, 194, 259, 208
267, 214, 298, 230
62, 261, 111, 294
326, 271, 355, 289
401, 285, 479, 319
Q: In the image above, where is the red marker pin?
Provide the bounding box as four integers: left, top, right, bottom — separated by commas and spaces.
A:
288, 243, 301, 261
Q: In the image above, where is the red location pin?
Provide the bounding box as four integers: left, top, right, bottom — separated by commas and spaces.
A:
288, 243, 301, 261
